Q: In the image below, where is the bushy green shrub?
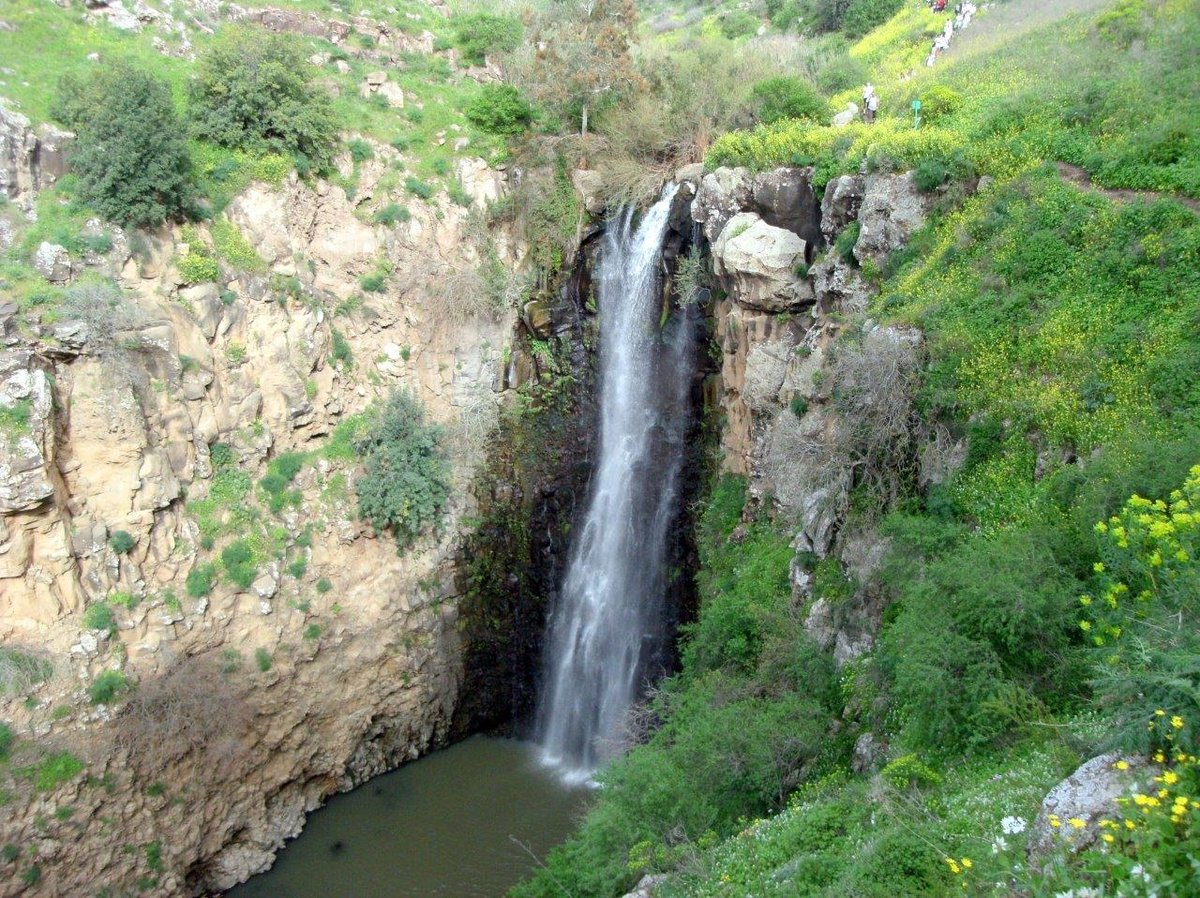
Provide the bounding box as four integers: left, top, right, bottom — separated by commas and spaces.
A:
32, 752, 83, 791
465, 84, 533, 135
348, 138, 374, 164
212, 219, 265, 273
82, 602, 115, 633
189, 26, 339, 172
453, 12, 523, 66
108, 530, 136, 555
750, 76, 827, 125
330, 328, 354, 369
354, 391, 451, 551
404, 176, 434, 199
186, 563, 217, 598
53, 66, 192, 228
913, 157, 947, 192
0, 722, 12, 760
719, 10, 760, 39
835, 221, 860, 262
220, 540, 257, 589
88, 670, 130, 705
373, 203, 411, 225
918, 85, 963, 122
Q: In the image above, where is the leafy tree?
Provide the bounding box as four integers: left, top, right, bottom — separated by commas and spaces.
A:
355, 391, 451, 551
189, 26, 339, 172
453, 12, 523, 66
523, 0, 642, 136
465, 84, 533, 135
52, 67, 192, 227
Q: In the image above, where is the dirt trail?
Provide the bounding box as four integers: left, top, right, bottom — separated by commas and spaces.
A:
1055, 162, 1200, 214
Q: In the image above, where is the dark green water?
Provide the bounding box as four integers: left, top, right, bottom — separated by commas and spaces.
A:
227, 737, 589, 898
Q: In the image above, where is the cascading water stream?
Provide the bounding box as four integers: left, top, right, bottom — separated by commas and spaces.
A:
537, 185, 695, 782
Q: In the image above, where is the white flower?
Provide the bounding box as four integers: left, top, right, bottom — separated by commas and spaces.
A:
991, 836, 1009, 854
1001, 815, 1027, 835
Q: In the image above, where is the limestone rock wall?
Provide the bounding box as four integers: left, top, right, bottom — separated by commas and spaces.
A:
0, 148, 525, 895
689, 164, 934, 665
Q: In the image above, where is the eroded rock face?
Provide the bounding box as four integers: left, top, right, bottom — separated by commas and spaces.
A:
713, 212, 812, 312
752, 166, 821, 247
693, 167, 754, 243
0, 102, 73, 205
820, 174, 865, 242
0, 152, 524, 896
854, 171, 932, 267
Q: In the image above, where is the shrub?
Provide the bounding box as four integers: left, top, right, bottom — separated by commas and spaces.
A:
220, 540, 257, 589
177, 252, 220, 284
841, 0, 904, 38
316, 578, 333, 594
465, 84, 533, 135
719, 10, 760, 39
880, 753, 942, 791
255, 648, 273, 672
82, 602, 115, 633
913, 157, 948, 192
835, 221, 860, 262
0, 722, 12, 761
109, 530, 136, 555
52, 66, 192, 227
186, 563, 217, 598
453, 12, 523, 66
348, 138, 374, 164
354, 391, 452, 551
189, 26, 339, 172
750, 76, 826, 125
373, 203, 411, 225
404, 176, 434, 199
918, 85, 963, 122
330, 328, 354, 369
88, 670, 130, 705
304, 623, 321, 641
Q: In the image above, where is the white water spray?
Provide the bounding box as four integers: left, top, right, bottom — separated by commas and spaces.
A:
537, 185, 694, 782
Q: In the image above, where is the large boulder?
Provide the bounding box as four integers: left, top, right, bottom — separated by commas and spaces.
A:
752, 166, 821, 248
713, 212, 812, 312
810, 252, 871, 318
1028, 753, 1149, 861
692, 167, 753, 243
571, 168, 606, 215
34, 241, 72, 284
0, 350, 56, 513
854, 172, 931, 267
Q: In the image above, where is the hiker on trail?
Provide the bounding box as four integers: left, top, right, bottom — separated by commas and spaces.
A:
866, 92, 880, 124
862, 82, 875, 112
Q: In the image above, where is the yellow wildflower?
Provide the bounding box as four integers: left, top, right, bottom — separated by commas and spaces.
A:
1171, 715, 1184, 729
1114, 760, 1130, 771
1068, 818, 1086, 829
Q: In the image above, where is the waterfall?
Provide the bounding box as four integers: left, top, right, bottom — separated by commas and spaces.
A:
537, 184, 694, 782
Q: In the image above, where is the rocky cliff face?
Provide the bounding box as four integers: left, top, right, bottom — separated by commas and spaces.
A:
686, 164, 938, 671
0, 139, 527, 894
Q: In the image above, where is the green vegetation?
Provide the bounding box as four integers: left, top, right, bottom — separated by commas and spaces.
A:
750, 76, 827, 125
453, 12, 523, 66
108, 530, 136, 555
254, 648, 273, 672
211, 218, 266, 273
28, 752, 84, 791
82, 602, 115, 634
354, 391, 451, 551
189, 26, 338, 173
0, 723, 12, 761
88, 670, 130, 705
465, 84, 533, 135
52, 66, 192, 227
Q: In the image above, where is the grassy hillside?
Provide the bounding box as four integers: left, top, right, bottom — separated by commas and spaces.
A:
514, 1, 1200, 896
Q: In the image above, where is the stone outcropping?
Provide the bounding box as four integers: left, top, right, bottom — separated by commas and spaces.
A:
0, 103, 72, 206
1028, 753, 1150, 861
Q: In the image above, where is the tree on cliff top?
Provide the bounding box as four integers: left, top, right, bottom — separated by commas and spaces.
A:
188, 26, 339, 173
519, 0, 642, 137
53, 67, 192, 228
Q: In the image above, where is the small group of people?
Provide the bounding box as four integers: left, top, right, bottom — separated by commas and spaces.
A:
926, 2, 978, 67
861, 82, 880, 123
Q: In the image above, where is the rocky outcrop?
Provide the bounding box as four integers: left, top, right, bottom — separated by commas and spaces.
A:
853, 172, 932, 267
0, 102, 72, 206
1028, 753, 1149, 860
